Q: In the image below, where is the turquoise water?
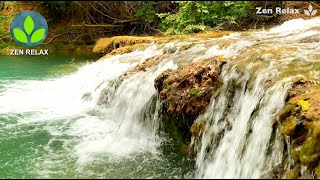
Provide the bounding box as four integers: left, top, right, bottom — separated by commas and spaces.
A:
0, 54, 194, 178
0, 54, 95, 80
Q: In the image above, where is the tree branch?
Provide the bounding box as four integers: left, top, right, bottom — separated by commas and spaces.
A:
71, 24, 123, 27
42, 32, 68, 45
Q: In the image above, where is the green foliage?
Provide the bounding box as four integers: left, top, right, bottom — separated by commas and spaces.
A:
0, 12, 15, 52
158, 1, 254, 34
40, 1, 72, 17
0, 12, 12, 39
0, 1, 4, 10
133, 1, 157, 31
132, 1, 177, 33
189, 88, 200, 96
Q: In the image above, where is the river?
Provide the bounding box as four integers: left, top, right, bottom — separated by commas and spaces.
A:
0, 54, 194, 178
1, 17, 320, 179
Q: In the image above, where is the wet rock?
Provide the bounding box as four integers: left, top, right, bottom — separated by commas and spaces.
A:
93, 31, 230, 56
299, 34, 320, 43
283, 165, 301, 179
155, 57, 226, 144
93, 36, 155, 56
287, 77, 318, 100
123, 54, 169, 77
278, 78, 320, 177
261, 163, 286, 179
155, 57, 225, 118
82, 92, 92, 101
315, 164, 320, 178
179, 43, 196, 51
163, 42, 177, 54
190, 116, 206, 138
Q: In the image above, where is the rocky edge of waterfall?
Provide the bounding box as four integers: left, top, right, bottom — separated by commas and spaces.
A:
276, 78, 320, 178
93, 34, 320, 179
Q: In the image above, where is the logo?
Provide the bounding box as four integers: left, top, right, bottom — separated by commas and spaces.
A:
256, 4, 318, 17
255, 7, 300, 15
304, 4, 317, 16
10, 11, 48, 47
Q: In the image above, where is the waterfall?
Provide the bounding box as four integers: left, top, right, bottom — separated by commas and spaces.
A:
0, 45, 185, 178
1, 16, 320, 178
191, 17, 320, 179
192, 63, 292, 178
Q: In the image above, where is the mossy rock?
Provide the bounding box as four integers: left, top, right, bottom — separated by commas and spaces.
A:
315, 163, 320, 178
292, 145, 302, 163
164, 115, 191, 155
299, 136, 320, 167
190, 117, 205, 138
283, 165, 300, 179
93, 31, 230, 56
189, 87, 200, 96
279, 82, 320, 178
281, 116, 299, 136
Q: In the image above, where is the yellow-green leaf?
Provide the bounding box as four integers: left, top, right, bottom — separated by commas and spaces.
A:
13, 28, 28, 43
297, 100, 310, 111
31, 29, 45, 43
24, 16, 34, 35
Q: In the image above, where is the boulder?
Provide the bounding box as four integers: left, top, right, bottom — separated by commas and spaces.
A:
155, 57, 226, 145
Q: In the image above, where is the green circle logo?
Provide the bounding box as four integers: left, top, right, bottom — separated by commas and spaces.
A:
10, 10, 48, 47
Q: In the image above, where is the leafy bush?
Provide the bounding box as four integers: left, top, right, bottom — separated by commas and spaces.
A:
132, 1, 177, 33
40, 1, 72, 18
157, 1, 254, 34
133, 1, 157, 31
0, 13, 10, 39
0, 1, 4, 10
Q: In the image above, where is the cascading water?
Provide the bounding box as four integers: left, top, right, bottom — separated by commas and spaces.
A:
0, 46, 194, 178
192, 63, 293, 179
192, 16, 320, 179
1, 16, 320, 179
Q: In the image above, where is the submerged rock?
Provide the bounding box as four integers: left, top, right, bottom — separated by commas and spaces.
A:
123, 54, 170, 77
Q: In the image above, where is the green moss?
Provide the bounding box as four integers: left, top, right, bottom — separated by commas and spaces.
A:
189, 87, 199, 96
167, 85, 173, 91
282, 116, 298, 136
292, 146, 302, 163
278, 104, 295, 123
283, 166, 300, 179
299, 137, 320, 166
165, 118, 189, 155
315, 164, 320, 178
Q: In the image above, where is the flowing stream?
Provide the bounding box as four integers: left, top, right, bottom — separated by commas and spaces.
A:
0, 17, 320, 178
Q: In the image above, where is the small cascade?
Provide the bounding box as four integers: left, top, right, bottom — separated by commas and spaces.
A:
191, 17, 320, 179
192, 63, 293, 178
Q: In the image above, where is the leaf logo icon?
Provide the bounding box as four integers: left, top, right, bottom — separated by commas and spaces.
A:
13, 16, 46, 44
304, 4, 317, 16
24, 16, 34, 35
10, 11, 48, 47
31, 29, 45, 43
13, 28, 27, 43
